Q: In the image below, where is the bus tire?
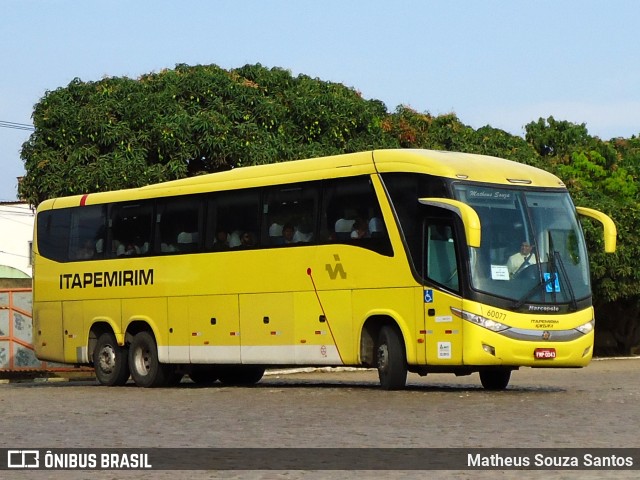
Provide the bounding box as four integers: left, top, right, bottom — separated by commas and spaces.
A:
480, 368, 511, 390
128, 331, 172, 388
218, 366, 265, 386
93, 332, 130, 386
189, 365, 219, 385
376, 325, 407, 390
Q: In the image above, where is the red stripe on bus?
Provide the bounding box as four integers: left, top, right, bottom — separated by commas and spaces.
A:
80, 194, 89, 206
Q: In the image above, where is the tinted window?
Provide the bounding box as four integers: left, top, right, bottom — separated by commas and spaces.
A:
37, 209, 71, 262
263, 183, 318, 246
382, 173, 448, 264
70, 205, 106, 260
37, 205, 106, 262
321, 176, 392, 255
157, 196, 202, 254
207, 189, 261, 249
110, 202, 154, 257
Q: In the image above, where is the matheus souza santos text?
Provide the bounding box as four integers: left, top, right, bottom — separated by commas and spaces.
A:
468, 453, 634, 468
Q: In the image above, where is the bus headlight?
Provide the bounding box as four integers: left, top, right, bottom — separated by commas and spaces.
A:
575, 320, 595, 335
452, 308, 510, 332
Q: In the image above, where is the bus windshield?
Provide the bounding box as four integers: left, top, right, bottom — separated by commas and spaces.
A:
453, 184, 591, 306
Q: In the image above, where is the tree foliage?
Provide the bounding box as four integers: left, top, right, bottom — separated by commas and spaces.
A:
20, 63, 640, 354
20, 64, 393, 204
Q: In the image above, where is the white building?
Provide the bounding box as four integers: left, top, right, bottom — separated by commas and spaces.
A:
0, 202, 35, 278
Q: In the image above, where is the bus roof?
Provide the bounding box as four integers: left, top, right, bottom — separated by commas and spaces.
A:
39, 149, 566, 209
372, 149, 565, 187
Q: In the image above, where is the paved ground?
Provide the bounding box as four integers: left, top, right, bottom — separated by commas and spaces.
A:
1, 357, 638, 479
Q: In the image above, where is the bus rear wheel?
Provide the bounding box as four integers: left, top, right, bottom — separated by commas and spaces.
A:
93, 332, 129, 386
128, 331, 172, 388
479, 368, 511, 390
376, 326, 407, 390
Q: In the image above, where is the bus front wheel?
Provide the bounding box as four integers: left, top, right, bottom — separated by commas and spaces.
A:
93, 332, 129, 386
128, 331, 172, 388
376, 326, 407, 390
479, 368, 511, 390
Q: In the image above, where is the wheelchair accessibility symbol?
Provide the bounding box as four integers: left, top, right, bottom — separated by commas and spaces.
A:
424, 289, 434, 303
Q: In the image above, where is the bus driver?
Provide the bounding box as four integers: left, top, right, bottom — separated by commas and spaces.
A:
507, 241, 537, 277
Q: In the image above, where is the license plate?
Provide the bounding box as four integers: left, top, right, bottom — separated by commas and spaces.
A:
534, 348, 556, 359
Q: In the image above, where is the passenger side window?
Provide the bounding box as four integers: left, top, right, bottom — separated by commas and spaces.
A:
263, 183, 318, 246
69, 205, 106, 260
157, 196, 202, 254
321, 176, 392, 255
208, 189, 261, 249
109, 202, 153, 257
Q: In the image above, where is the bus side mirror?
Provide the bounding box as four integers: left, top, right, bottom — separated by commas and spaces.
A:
418, 198, 481, 248
576, 207, 617, 253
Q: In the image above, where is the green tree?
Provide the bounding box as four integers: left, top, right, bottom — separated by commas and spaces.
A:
382, 106, 476, 151
525, 116, 592, 158
20, 63, 393, 205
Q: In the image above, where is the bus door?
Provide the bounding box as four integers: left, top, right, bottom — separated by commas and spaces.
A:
422, 220, 464, 365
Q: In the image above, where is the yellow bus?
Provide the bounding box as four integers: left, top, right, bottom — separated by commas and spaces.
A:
32, 149, 616, 389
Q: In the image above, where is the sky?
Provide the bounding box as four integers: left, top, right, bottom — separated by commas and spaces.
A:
1, 0, 639, 201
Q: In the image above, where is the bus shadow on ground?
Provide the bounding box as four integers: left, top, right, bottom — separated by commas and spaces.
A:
3, 377, 565, 393
177, 378, 566, 393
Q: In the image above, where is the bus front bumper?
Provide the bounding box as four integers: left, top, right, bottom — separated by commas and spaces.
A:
461, 322, 594, 367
